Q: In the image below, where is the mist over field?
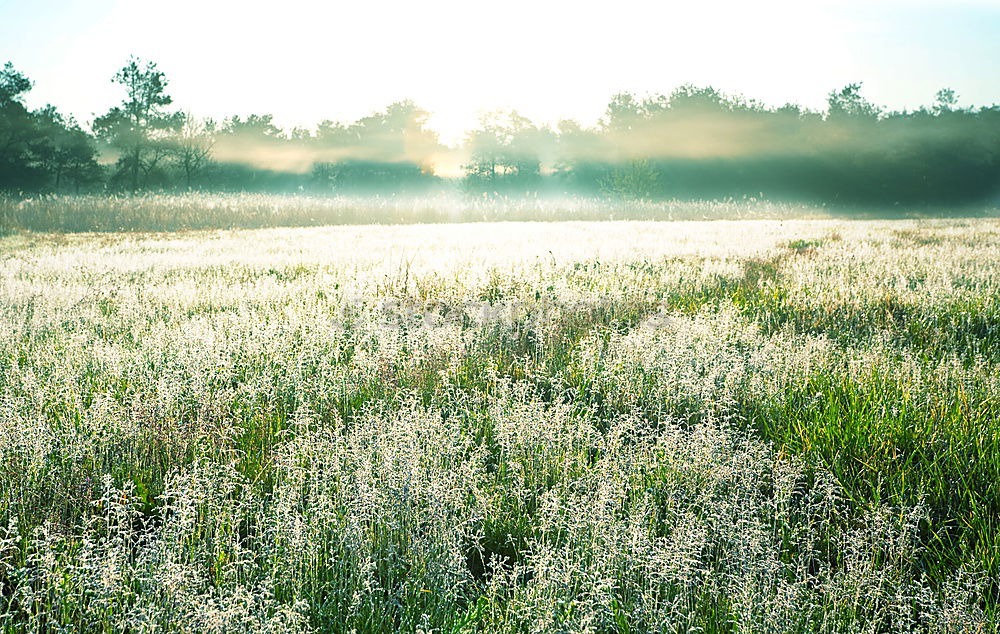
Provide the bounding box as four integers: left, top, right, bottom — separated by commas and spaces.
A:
3, 1, 1000, 632
2, 58, 1000, 215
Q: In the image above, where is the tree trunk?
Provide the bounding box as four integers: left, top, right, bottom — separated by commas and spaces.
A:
131, 148, 141, 193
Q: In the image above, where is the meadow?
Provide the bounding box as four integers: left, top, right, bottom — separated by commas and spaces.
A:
0, 194, 836, 234
0, 215, 998, 632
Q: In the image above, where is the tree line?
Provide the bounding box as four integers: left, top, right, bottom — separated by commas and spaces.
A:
2, 57, 999, 206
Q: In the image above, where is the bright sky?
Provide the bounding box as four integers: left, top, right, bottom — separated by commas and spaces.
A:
2, 0, 1000, 144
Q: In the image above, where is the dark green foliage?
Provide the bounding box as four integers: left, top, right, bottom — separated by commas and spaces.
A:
560, 84, 1000, 206
462, 112, 550, 195
2, 58, 1000, 206
0, 63, 102, 193
93, 57, 183, 192
310, 160, 437, 194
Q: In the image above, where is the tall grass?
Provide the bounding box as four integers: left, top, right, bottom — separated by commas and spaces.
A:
0, 218, 996, 632
4, 193, 986, 234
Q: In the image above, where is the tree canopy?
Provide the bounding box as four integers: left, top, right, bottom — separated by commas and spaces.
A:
1, 58, 999, 206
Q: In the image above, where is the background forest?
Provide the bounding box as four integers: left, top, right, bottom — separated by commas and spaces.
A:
3, 58, 999, 206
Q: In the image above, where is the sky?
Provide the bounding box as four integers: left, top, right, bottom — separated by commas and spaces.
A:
2, 0, 1000, 145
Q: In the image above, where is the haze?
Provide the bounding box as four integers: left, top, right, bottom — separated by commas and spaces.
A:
4, 0, 1000, 144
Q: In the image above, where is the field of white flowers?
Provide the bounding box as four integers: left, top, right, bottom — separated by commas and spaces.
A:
1, 219, 998, 632
0, 194, 875, 233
